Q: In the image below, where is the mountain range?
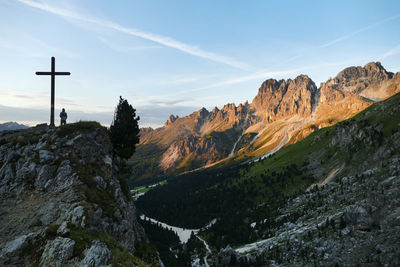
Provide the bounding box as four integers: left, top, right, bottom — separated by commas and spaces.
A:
136, 89, 400, 266
131, 62, 400, 180
0, 122, 29, 132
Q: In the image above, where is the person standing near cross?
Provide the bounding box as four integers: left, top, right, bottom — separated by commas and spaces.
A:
60, 108, 68, 126
36, 57, 70, 127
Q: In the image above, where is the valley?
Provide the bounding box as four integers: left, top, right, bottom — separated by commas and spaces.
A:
134, 92, 400, 266
2, 2, 400, 266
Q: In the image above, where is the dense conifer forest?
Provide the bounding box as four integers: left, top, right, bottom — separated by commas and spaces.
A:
136, 154, 315, 248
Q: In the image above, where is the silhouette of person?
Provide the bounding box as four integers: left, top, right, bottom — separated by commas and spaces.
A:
60, 108, 68, 126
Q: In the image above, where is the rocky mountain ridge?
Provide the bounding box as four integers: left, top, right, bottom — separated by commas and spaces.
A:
0, 122, 29, 132
0, 122, 158, 266
131, 62, 400, 180
225, 93, 400, 265
136, 92, 400, 266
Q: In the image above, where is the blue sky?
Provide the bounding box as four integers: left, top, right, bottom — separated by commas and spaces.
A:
0, 0, 399, 127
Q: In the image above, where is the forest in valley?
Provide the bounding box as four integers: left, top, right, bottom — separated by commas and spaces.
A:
135, 153, 315, 249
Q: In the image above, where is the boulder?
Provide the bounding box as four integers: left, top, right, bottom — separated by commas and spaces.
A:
80, 240, 112, 267
39, 237, 75, 267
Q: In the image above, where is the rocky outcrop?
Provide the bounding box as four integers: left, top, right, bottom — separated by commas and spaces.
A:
165, 115, 179, 126
314, 62, 393, 120
0, 123, 157, 266
140, 127, 154, 135
251, 75, 318, 122
224, 94, 400, 266
160, 129, 239, 171
246, 166, 400, 266
133, 62, 400, 178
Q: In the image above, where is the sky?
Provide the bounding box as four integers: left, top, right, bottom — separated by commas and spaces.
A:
0, 0, 399, 127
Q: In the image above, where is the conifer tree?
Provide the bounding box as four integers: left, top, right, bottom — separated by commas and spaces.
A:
110, 96, 140, 159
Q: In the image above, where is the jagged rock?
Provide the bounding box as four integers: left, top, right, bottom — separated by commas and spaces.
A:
251, 75, 318, 122
381, 176, 397, 187
80, 240, 112, 267
15, 162, 36, 182
7, 151, 20, 163
35, 165, 57, 191
39, 237, 75, 267
70, 205, 85, 226
66, 134, 82, 146
233, 124, 400, 266
134, 62, 400, 178
39, 150, 55, 163
0, 124, 155, 266
0, 233, 35, 257
216, 245, 239, 265
103, 155, 112, 167
344, 206, 372, 229
94, 175, 107, 189
165, 114, 179, 126
57, 221, 69, 236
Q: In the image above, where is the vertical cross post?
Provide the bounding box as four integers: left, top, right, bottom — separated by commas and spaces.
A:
36, 57, 70, 127
51, 57, 55, 127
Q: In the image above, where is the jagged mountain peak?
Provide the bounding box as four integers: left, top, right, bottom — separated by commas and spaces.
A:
258, 78, 286, 93
165, 114, 179, 126
212, 106, 220, 113
335, 61, 391, 83
140, 126, 154, 133
251, 74, 318, 122
133, 62, 400, 179
257, 74, 314, 94
293, 74, 312, 81
221, 103, 236, 111
192, 107, 209, 118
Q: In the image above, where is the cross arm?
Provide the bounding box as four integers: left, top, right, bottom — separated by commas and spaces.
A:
54, 72, 71, 75
36, 72, 52, 75
36, 71, 71, 75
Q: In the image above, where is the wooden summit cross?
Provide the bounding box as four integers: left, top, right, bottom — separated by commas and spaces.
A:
36, 57, 70, 127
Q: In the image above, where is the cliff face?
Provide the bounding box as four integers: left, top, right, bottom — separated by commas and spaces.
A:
315, 61, 395, 120
0, 123, 157, 266
132, 62, 400, 179
251, 75, 318, 122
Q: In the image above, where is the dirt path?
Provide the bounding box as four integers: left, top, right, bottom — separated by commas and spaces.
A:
196, 235, 211, 267
307, 163, 345, 191
229, 132, 245, 157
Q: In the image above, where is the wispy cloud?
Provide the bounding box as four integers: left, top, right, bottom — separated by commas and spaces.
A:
98, 37, 160, 53
145, 73, 221, 87
381, 44, 400, 59
57, 98, 82, 107
174, 68, 304, 95
0, 30, 77, 58
149, 98, 193, 106
320, 14, 400, 48
8, 94, 33, 99
17, 0, 249, 70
